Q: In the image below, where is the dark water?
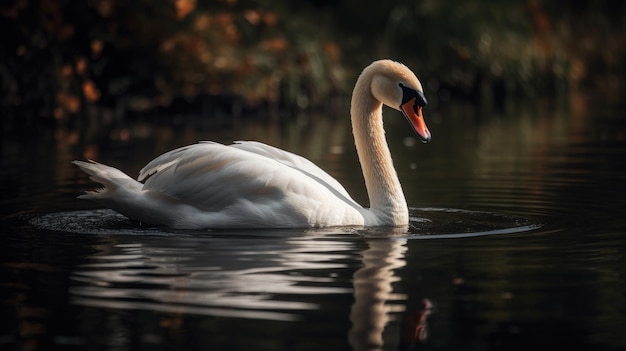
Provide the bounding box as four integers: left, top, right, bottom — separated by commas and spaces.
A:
2, 94, 626, 350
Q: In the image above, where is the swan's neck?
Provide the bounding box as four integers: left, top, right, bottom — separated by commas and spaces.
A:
351, 77, 408, 225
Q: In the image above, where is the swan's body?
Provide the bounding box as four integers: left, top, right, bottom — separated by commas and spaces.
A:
73, 60, 430, 229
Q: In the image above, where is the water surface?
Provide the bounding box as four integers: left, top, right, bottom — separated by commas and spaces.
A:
1, 95, 625, 350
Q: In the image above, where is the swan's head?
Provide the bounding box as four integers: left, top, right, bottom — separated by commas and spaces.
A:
369, 60, 431, 143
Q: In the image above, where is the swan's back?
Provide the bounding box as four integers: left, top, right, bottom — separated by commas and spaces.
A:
139, 141, 359, 210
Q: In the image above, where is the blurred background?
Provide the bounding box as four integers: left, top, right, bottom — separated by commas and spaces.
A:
2, 0, 624, 142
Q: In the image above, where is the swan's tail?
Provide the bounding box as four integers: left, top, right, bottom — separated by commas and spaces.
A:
72, 160, 143, 200
73, 160, 181, 226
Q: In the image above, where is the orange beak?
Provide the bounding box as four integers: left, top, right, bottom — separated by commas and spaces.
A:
401, 97, 431, 143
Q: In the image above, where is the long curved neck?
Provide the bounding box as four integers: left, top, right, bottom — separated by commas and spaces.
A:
351, 73, 408, 225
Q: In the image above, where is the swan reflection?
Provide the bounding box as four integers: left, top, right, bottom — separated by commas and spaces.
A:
349, 237, 407, 350
69, 226, 429, 349
70, 232, 354, 322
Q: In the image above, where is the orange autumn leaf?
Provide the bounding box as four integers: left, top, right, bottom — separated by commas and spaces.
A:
57, 91, 81, 114
83, 80, 101, 102
174, 0, 196, 20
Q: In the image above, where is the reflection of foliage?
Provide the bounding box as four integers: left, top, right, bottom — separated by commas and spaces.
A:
1, 0, 624, 132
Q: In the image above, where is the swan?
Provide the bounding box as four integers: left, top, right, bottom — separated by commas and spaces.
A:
73, 59, 430, 229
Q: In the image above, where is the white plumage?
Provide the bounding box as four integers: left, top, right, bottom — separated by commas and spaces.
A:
73, 60, 431, 229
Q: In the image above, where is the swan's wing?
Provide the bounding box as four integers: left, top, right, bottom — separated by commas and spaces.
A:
229, 141, 357, 203
137, 141, 360, 211
138, 142, 220, 182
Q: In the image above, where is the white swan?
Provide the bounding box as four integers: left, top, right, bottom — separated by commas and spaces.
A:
73, 59, 430, 229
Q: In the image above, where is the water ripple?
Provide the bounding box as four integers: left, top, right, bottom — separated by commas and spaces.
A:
29, 207, 542, 238
25, 207, 543, 321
